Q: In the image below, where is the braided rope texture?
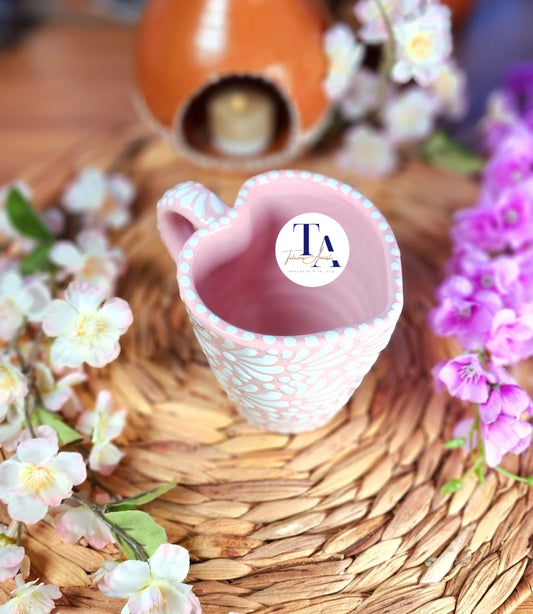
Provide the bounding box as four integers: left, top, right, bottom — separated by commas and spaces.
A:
1, 133, 532, 614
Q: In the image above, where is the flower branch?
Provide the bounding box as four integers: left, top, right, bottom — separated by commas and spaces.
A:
0, 155, 201, 614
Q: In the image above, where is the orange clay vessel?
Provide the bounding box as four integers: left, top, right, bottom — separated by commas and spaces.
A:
135, 0, 333, 171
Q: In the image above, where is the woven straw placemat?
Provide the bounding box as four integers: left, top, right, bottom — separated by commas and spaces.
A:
2, 131, 533, 614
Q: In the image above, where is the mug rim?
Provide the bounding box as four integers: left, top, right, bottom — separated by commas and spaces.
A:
176, 169, 404, 348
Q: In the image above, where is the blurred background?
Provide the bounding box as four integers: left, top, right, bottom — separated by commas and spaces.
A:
2, 0, 533, 135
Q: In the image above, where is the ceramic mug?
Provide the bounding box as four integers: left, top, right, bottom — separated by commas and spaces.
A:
157, 170, 403, 433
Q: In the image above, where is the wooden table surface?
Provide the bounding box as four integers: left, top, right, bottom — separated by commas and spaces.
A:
1, 18, 532, 614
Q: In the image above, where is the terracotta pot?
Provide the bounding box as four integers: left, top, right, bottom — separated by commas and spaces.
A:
135, 0, 333, 171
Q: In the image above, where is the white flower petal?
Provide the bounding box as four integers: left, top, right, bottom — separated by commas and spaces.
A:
50, 337, 88, 369
149, 544, 190, 583
99, 298, 134, 331
126, 585, 167, 614
49, 242, 84, 271
42, 300, 77, 337
99, 560, 151, 597
8, 495, 48, 524
51, 451, 86, 486
17, 437, 58, 464
65, 281, 106, 312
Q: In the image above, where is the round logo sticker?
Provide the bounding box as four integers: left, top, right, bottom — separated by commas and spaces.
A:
275, 213, 350, 287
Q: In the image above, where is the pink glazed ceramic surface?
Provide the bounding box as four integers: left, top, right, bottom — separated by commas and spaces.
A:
157, 171, 403, 433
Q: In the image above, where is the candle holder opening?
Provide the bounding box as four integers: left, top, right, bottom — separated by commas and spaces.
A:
176, 75, 296, 170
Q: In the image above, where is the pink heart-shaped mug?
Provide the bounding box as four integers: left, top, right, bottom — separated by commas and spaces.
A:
157, 170, 403, 433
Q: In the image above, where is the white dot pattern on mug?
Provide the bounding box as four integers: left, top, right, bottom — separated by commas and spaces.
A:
169, 170, 403, 433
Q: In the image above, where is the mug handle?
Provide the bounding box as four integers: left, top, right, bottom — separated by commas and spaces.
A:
156, 181, 232, 262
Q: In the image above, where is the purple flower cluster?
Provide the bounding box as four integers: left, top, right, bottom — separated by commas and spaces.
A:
430, 64, 533, 468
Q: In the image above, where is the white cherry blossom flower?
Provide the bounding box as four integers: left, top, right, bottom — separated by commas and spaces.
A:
34, 363, 86, 412
392, 4, 452, 86
354, 0, 420, 43
324, 23, 364, 101
0, 526, 25, 582
54, 502, 114, 549
0, 270, 51, 342
0, 575, 61, 614
3, 424, 57, 454
0, 358, 27, 406
77, 390, 126, 475
43, 281, 133, 369
0, 399, 26, 450
50, 229, 125, 296
383, 87, 439, 143
97, 543, 201, 614
0, 437, 86, 524
339, 68, 381, 121
429, 61, 468, 119
62, 167, 136, 229
338, 125, 397, 176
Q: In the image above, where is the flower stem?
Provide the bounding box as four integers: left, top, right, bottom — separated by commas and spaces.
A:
23, 396, 36, 438
493, 465, 533, 485
16, 522, 23, 546
71, 492, 148, 561
23, 329, 43, 375
373, 0, 396, 103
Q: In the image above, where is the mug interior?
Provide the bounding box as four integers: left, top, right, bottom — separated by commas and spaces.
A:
191, 178, 395, 336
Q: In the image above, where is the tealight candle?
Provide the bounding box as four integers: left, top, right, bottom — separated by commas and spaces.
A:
207, 85, 276, 157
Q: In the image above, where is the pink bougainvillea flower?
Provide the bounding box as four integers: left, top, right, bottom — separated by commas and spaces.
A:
50, 228, 125, 296
450, 246, 520, 298
338, 125, 397, 176
0, 358, 27, 406
482, 414, 533, 467
383, 87, 439, 143
62, 167, 135, 230
479, 384, 531, 423
54, 503, 114, 549
491, 181, 533, 250
392, 3, 452, 86
0, 270, 51, 342
436, 354, 495, 403
486, 308, 533, 365
42, 281, 133, 369
430, 275, 502, 349
483, 128, 533, 196
0, 575, 61, 614
0, 437, 86, 524
451, 204, 501, 252
77, 390, 126, 476
454, 414, 533, 467
323, 23, 364, 101
97, 543, 202, 614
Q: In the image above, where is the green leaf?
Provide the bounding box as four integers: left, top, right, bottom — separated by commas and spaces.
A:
443, 437, 467, 450
440, 479, 463, 494
419, 132, 485, 176
31, 406, 84, 445
104, 510, 167, 558
20, 242, 53, 275
105, 479, 177, 512
526, 475, 533, 487
6, 188, 54, 241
